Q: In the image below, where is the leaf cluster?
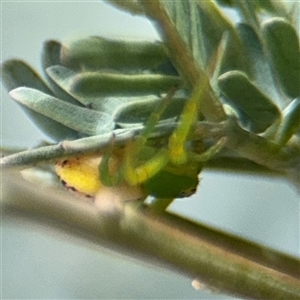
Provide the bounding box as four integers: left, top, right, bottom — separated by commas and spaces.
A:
1, 1, 300, 299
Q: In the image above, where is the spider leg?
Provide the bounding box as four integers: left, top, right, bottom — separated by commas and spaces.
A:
98, 134, 123, 186
167, 34, 227, 166
124, 88, 176, 185
190, 137, 226, 162
124, 148, 170, 185
168, 76, 210, 164
129, 87, 177, 155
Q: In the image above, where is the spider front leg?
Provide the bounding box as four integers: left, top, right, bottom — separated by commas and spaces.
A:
168, 76, 210, 164
99, 88, 176, 188
98, 135, 124, 186
123, 82, 213, 204
191, 137, 227, 162
123, 88, 177, 186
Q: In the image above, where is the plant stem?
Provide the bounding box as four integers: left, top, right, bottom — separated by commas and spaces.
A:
2, 173, 300, 299
139, 0, 227, 122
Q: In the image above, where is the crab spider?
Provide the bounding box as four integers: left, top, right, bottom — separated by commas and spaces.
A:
97, 80, 226, 200
48, 70, 225, 203
56, 79, 225, 201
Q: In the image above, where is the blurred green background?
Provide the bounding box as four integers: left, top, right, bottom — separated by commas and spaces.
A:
1, 1, 299, 299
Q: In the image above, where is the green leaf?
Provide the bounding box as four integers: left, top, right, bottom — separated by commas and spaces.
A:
40, 40, 90, 106
45, 65, 89, 106
218, 70, 280, 132
60, 36, 169, 72
1, 59, 52, 94
46, 65, 183, 123
216, 27, 249, 77
218, 0, 292, 22
140, 0, 227, 121
262, 18, 300, 99
236, 23, 282, 107
46, 65, 163, 115
1, 60, 79, 141
70, 72, 181, 97
160, 0, 235, 70
9, 87, 114, 136
47, 65, 181, 98
41, 40, 61, 72
113, 95, 185, 127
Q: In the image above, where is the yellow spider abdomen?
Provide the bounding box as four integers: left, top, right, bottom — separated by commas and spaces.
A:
55, 155, 103, 197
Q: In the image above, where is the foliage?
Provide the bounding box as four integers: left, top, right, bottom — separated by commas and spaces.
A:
1, 1, 300, 299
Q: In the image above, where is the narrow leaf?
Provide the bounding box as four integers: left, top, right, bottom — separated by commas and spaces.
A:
159, 0, 235, 70
10, 87, 114, 136
140, 0, 227, 121
262, 18, 300, 99
45, 65, 86, 105
113, 96, 185, 127
41, 42, 85, 106
46, 65, 158, 114
1, 59, 53, 94
236, 23, 283, 107
41, 40, 61, 72
216, 27, 249, 77
60, 36, 169, 72
47, 65, 181, 98
1, 60, 78, 141
70, 72, 181, 97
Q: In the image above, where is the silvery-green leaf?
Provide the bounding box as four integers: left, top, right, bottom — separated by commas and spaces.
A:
70, 72, 181, 98
1, 60, 78, 141
1, 59, 53, 94
235, 23, 264, 79
44, 65, 84, 106
218, 70, 280, 133
10, 87, 114, 136
47, 65, 181, 98
236, 23, 283, 108
45, 65, 76, 91
45, 65, 127, 111
113, 96, 186, 127
41, 40, 61, 72
215, 0, 292, 21
46, 65, 182, 115
41, 41, 83, 106
262, 18, 300, 99
216, 27, 250, 77
60, 36, 169, 72
155, 0, 235, 70
46, 65, 137, 113
140, 0, 227, 121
